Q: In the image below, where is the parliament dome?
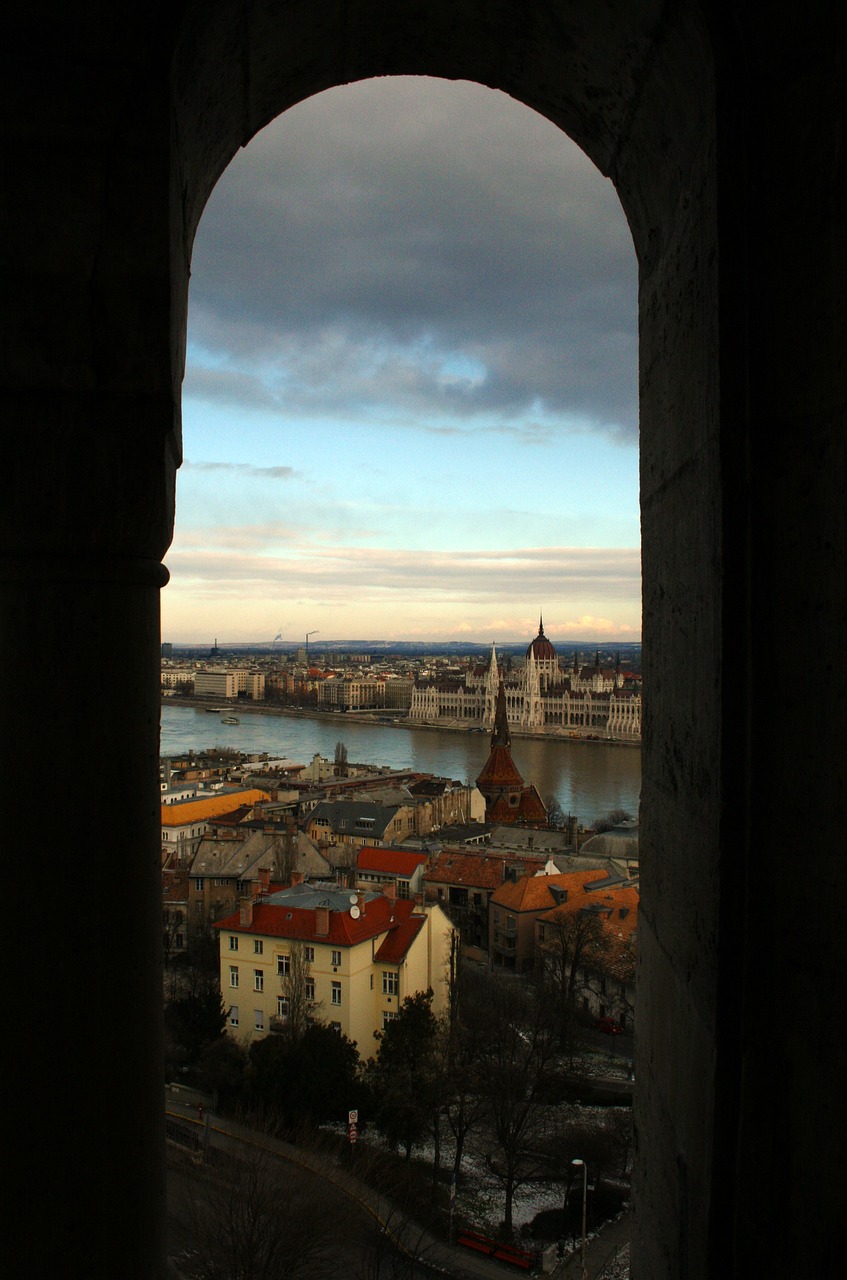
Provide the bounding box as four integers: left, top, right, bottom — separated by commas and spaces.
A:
526, 616, 557, 662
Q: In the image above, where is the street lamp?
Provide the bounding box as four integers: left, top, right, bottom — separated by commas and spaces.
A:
571, 1158, 588, 1274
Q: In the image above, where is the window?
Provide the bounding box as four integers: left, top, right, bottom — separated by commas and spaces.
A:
277, 996, 289, 1020
330, 1022, 341, 1033
305, 978, 315, 1002
398, 881, 410, 899
229, 966, 239, 988
304, 945, 314, 962
382, 1010, 399, 1029
277, 954, 290, 977
196, 878, 204, 892
254, 1009, 264, 1031
382, 971, 399, 996
228, 1005, 239, 1027
331, 950, 341, 967
229, 936, 238, 951
254, 970, 264, 992
254, 939, 263, 955
331, 981, 341, 1006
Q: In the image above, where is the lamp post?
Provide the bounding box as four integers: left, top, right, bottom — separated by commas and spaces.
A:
571, 1157, 588, 1274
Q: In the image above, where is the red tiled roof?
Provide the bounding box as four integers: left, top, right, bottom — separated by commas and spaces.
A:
374, 915, 425, 962
426, 851, 543, 890
358, 846, 428, 876
213, 893, 423, 961
476, 745, 524, 788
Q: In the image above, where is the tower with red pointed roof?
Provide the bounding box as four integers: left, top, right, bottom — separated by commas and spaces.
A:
475, 678, 547, 826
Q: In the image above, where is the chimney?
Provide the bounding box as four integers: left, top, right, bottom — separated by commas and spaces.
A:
383, 881, 397, 902
257, 866, 271, 892
357, 890, 366, 916
315, 905, 330, 936
291, 870, 304, 887
239, 897, 253, 927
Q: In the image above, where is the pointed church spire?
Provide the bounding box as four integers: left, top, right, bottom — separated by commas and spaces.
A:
491, 676, 511, 749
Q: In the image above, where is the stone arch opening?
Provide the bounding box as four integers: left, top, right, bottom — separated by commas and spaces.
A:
174, 74, 640, 667
168, 9, 716, 1278
8, 5, 844, 1280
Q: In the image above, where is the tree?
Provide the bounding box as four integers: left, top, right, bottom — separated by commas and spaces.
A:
369, 990, 440, 1161
591, 808, 633, 834
442, 963, 489, 1187
278, 940, 321, 1040
544, 795, 567, 829
163, 905, 186, 968
164, 964, 227, 1078
247, 1023, 361, 1130
271, 825, 299, 885
179, 1148, 350, 1280
472, 975, 558, 1237
195, 1035, 248, 1113
334, 740, 349, 776
537, 905, 612, 1051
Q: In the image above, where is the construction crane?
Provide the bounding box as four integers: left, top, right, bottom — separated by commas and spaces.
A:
305, 630, 319, 661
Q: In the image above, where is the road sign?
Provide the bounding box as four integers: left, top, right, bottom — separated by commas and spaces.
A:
348, 1109, 358, 1124
348, 1123, 358, 1144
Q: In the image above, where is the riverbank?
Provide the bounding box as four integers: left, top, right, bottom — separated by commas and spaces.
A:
161, 696, 640, 748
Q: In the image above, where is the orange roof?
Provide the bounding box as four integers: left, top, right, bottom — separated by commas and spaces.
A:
161, 789, 269, 827
492, 867, 616, 913
537, 884, 639, 981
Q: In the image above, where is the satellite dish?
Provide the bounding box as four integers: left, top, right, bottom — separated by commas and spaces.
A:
350, 905, 360, 919
349, 894, 358, 905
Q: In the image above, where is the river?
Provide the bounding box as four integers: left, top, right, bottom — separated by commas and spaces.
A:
161, 703, 641, 826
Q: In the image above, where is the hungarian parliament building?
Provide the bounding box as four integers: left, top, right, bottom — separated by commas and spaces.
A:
408, 618, 642, 741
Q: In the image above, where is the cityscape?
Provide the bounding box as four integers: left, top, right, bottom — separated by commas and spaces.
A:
162, 622, 640, 1274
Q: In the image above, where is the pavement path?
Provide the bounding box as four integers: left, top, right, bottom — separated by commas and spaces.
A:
552, 1209, 632, 1278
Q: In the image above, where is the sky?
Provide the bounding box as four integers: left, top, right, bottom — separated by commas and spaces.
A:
163, 77, 640, 647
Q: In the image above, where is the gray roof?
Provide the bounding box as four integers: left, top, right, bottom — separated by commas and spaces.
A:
308, 800, 405, 838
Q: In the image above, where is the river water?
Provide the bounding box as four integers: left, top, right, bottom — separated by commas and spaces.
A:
161, 704, 641, 826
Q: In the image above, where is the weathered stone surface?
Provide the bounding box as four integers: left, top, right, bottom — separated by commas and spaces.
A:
2, 4, 844, 1277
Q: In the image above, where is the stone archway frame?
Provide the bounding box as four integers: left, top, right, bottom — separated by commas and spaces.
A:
166, 6, 721, 1277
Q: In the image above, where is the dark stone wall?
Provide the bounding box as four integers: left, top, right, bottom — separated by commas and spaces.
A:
2, 4, 844, 1277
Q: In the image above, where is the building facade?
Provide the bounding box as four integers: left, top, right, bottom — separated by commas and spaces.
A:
409, 619, 641, 739
214, 881, 455, 1047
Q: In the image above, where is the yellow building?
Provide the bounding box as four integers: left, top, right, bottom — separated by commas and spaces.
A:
213, 881, 455, 1052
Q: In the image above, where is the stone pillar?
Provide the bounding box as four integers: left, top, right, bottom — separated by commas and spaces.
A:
3, 21, 181, 1271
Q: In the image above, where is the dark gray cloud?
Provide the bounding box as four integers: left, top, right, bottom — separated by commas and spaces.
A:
186, 77, 637, 439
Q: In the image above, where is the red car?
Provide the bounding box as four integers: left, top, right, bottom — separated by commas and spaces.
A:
595, 1016, 625, 1035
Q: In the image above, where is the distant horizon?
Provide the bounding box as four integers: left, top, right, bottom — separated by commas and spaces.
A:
163, 634, 642, 650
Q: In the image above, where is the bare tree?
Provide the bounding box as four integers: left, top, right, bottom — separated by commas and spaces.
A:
538, 905, 612, 1051
335, 740, 348, 777
471, 975, 558, 1237
278, 940, 322, 1038
178, 1148, 350, 1280
271, 822, 299, 884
